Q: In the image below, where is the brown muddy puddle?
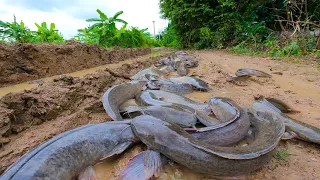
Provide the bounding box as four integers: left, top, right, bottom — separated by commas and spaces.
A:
0, 54, 154, 97
93, 145, 208, 180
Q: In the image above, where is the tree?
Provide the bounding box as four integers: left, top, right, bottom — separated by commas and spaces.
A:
159, 0, 319, 49
86, 9, 127, 47
34, 22, 64, 43
0, 15, 34, 43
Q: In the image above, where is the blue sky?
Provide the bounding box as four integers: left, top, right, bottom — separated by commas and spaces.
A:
0, 0, 168, 39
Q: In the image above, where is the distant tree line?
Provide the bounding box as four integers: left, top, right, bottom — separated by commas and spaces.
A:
158, 0, 320, 55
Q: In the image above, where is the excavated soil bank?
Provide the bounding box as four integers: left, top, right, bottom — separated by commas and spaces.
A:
0, 41, 151, 87
0, 53, 168, 174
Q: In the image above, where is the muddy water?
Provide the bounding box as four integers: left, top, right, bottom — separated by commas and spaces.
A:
93, 144, 208, 180
92, 88, 235, 179
0, 54, 154, 97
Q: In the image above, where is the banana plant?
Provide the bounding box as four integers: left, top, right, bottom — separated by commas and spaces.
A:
34, 22, 64, 43
0, 15, 34, 43
86, 9, 127, 47
74, 27, 99, 44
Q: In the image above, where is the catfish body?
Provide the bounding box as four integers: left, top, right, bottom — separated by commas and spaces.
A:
132, 115, 284, 176
102, 81, 146, 121
1, 121, 137, 180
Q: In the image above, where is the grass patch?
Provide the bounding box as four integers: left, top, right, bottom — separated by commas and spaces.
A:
275, 148, 296, 160
317, 65, 320, 72
151, 51, 161, 57
276, 57, 305, 64
171, 175, 183, 180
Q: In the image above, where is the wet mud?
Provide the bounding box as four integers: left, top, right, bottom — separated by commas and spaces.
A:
0, 49, 319, 179
0, 41, 151, 87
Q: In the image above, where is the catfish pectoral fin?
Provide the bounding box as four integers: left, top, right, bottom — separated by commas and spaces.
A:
281, 131, 298, 140
144, 150, 166, 178
120, 150, 167, 180
100, 141, 133, 161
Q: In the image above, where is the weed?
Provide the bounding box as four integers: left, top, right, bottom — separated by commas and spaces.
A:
151, 51, 161, 57
171, 175, 183, 180
275, 148, 296, 160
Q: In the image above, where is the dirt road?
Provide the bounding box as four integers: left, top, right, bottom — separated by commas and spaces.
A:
0, 50, 319, 179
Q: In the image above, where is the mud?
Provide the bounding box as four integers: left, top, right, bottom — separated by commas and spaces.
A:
0, 52, 169, 174
0, 50, 319, 179
0, 41, 151, 87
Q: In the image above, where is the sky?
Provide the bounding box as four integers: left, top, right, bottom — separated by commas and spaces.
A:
0, 0, 168, 39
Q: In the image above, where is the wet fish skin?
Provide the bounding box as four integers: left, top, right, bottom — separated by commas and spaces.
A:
185, 60, 198, 68
173, 60, 182, 70
131, 68, 164, 80
191, 108, 250, 146
136, 90, 211, 116
251, 97, 320, 144
265, 97, 299, 113
177, 62, 189, 76
0, 121, 137, 180
102, 81, 146, 121
168, 76, 209, 91
160, 83, 193, 94
132, 115, 283, 176
146, 81, 160, 90
146, 80, 173, 90
136, 90, 224, 126
159, 64, 175, 74
209, 97, 239, 121
143, 74, 160, 81
235, 68, 271, 77
120, 105, 197, 128
158, 58, 171, 66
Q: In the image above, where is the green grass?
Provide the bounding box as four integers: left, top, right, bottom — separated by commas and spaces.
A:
171, 175, 183, 180
275, 148, 296, 160
277, 57, 305, 64
151, 51, 161, 57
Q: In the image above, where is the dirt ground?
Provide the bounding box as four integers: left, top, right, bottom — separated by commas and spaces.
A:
0, 41, 151, 87
0, 49, 319, 179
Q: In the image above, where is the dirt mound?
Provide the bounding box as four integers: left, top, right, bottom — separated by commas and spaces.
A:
0, 42, 151, 87
0, 53, 170, 173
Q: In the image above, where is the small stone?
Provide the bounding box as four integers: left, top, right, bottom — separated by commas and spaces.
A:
272, 71, 283, 75
0, 137, 11, 144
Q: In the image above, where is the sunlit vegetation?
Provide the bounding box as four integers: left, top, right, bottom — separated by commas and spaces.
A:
159, 0, 320, 56
0, 10, 161, 48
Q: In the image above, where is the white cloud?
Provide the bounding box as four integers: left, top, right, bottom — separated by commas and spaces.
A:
0, 0, 168, 39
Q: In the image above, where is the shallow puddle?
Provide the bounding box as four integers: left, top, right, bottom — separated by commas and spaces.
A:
93, 145, 210, 180
0, 54, 154, 97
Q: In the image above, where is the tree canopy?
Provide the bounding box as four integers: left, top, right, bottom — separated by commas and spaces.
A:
159, 0, 320, 50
